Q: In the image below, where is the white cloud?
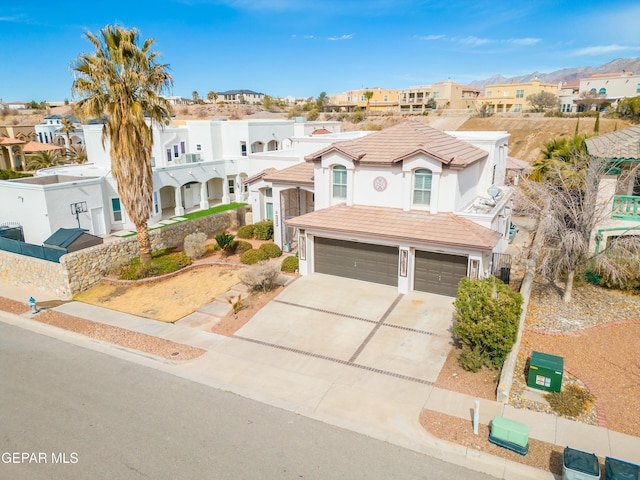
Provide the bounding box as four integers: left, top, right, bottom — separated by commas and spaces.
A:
414, 34, 445, 41
328, 34, 354, 41
507, 37, 540, 46
414, 34, 538, 48
455, 36, 492, 47
572, 44, 640, 56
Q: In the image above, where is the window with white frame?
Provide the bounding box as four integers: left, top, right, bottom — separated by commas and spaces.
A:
111, 198, 123, 222
228, 179, 235, 194
413, 169, 432, 205
513, 104, 522, 112
265, 188, 273, 220
332, 165, 347, 198
516, 89, 524, 98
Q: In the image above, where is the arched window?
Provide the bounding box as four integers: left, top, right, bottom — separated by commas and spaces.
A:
590, 88, 597, 94
332, 165, 347, 198
599, 87, 606, 95
413, 169, 432, 205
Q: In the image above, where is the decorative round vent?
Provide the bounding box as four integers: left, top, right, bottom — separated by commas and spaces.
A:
373, 176, 387, 192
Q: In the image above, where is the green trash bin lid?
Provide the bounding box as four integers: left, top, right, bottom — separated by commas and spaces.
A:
564, 447, 600, 476
531, 351, 564, 371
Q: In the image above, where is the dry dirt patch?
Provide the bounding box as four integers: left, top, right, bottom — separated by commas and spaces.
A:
75, 265, 242, 322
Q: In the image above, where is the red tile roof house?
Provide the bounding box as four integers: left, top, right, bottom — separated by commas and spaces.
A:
250, 121, 515, 296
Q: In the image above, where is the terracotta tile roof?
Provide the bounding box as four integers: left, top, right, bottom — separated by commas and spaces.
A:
287, 204, 501, 250
263, 162, 314, 185
585, 125, 640, 160
0, 137, 26, 146
312, 128, 332, 135
22, 141, 65, 153
304, 121, 487, 169
244, 168, 276, 185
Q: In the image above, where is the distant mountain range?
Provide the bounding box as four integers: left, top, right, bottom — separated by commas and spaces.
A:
471, 57, 640, 90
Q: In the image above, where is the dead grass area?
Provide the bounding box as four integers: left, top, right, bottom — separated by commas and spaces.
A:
209, 283, 289, 336
420, 410, 568, 475
75, 265, 242, 322
32, 310, 205, 361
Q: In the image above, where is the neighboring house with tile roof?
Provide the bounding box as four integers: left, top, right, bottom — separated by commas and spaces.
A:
586, 124, 640, 252
251, 121, 513, 296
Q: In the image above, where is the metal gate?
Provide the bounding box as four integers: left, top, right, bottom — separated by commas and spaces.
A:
492, 252, 512, 285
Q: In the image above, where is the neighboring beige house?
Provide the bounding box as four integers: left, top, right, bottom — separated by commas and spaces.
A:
578, 71, 640, 111
481, 78, 559, 113
328, 88, 399, 113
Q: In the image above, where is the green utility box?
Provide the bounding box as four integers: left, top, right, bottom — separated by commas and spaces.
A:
527, 351, 564, 392
488, 416, 529, 455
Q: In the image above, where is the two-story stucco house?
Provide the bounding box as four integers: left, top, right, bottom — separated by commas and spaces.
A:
250, 121, 513, 296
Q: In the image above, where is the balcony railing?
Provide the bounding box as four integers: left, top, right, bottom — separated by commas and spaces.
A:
612, 195, 640, 220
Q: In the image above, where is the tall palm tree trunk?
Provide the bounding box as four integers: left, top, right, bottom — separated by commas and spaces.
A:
136, 223, 153, 263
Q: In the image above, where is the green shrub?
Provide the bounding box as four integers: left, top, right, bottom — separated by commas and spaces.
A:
259, 242, 282, 258
237, 224, 255, 239
254, 221, 274, 240
238, 262, 281, 292
119, 249, 192, 280
183, 232, 208, 259
452, 277, 523, 369
544, 384, 594, 418
215, 232, 236, 253
458, 345, 484, 372
240, 248, 269, 265
235, 240, 253, 254
281, 255, 299, 273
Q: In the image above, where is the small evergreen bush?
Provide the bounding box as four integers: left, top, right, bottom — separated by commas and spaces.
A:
453, 277, 523, 370
259, 242, 282, 258
238, 261, 281, 292
237, 224, 255, 239
235, 240, 253, 254
458, 345, 484, 373
281, 255, 299, 273
183, 232, 208, 259
253, 221, 274, 240
240, 248, 269, 265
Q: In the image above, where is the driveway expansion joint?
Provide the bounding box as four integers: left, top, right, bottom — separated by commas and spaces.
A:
231, 334, 434, 386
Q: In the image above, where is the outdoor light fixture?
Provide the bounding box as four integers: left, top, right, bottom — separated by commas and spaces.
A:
70, 201, 88, 228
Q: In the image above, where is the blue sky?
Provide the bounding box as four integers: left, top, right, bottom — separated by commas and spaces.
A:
1, 0, 639, 103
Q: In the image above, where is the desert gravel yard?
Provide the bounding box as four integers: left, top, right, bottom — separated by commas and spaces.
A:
74, 264, 241, 322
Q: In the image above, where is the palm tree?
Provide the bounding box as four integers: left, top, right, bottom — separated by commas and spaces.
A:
364, 90, 374, 113
192, 91, 200, 104
207, 91, 217, 104
67, 144, 88, 164
60, 118, 75, 150
26, 150, 64, 170
72, 25, 173, 263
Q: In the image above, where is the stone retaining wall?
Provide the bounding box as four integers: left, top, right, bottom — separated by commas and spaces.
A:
0, 208, 247, 300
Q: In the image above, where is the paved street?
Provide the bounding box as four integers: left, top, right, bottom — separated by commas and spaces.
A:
0, 323, 495, 480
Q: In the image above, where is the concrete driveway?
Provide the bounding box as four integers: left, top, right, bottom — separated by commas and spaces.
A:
232, 274, 456, 384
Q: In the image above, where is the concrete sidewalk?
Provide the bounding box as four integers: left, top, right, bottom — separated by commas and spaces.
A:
2, 285, 639, 479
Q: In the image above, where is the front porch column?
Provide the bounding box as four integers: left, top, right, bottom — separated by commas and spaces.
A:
7, 148, 19, 170
174, 186, 185, 216
235, 174, 243, 202
199, 181, 210, 210
222, 177, 231, 204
